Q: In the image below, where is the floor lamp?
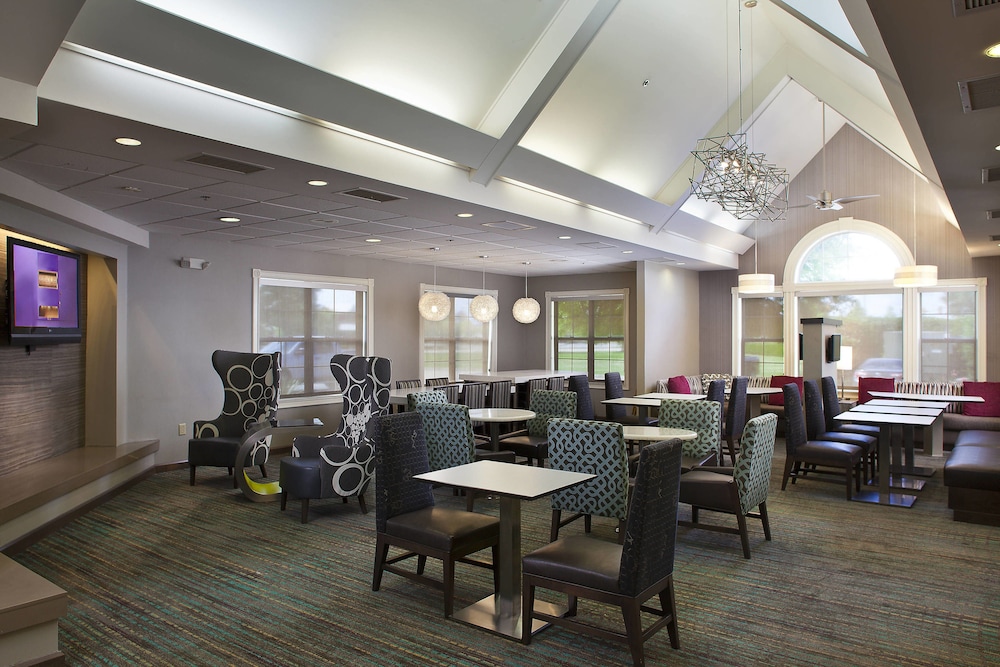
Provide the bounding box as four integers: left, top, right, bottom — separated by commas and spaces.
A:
836, 346, 853, 400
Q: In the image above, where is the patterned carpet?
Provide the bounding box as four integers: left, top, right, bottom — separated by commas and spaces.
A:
13, 450, 1000, 666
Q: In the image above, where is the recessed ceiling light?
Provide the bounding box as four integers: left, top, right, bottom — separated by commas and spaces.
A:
622, 250, 633, 254
307, 180, 328, 187
121, 186, 142, 192
456, 213, 474, 218
986, 42, 1000, 58
995, 143, 1000, 151
676, 262, 686, 266
218, 216, 240, 223
558, 235, 571, 240
115, 137, 141, 146
365, 238, 381, 243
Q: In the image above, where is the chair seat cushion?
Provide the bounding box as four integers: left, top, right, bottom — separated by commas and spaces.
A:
502, 434, 548, 458
522, 534, 623, 593
279, 457, 323, 498
797, 440, 863, 465
188, 436, 243, 467
385, 507, 499, 552
679, 469, 734, 511
818, 431, 876, 453
835, 423, 881, 438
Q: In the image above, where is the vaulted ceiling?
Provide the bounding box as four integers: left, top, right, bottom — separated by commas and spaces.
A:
0, 0, 996, 275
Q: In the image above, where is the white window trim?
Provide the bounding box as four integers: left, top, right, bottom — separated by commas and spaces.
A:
545, 288, 630, 385
417, 283, 498, 381
252, 268, 374, 408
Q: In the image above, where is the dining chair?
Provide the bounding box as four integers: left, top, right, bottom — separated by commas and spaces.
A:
188, 349, 280, 487
547, 418, 629, 543
723, 376, 749, 465
440, 383, 462, 403
705, 378, 726, 437
604, 371, 656, 426
520, 438, 683, 666
547, 376, 565, 390
657, 398, 722, 471
395, 379, 422, 390
520, 377, 548, 409
804, 379, 878, 481
499, 389, 577, 467
371, 411, 500, 618
781, 383, 865, 500
568, 374, 596, 420
406, 389, 448, 412
415, 402, 515, 510
486, 380, 513, 408
460, 382, 487, 409
820, 376, 881, 439
678, 413, 777, 558
425, 377, 450, 387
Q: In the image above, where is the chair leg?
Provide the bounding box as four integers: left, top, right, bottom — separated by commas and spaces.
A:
584, 514, 592, 534
358, 493, 368, 514
759, 501, 771, 541
621, 599, 646, 667
259, 463, 267, 478
660, 578, 680, 649
232, 471, 239, 489
280, 491, 287, 511
550, 509, 561, 542
691, 506, 700, 524
736, 510, 751, 559
417, 555, 427, 575
617, 518, 626, 545
189, 465, 196, 486
781, 457, 794, 490
466, 490, 475, 512
300, 498, 310, 524
372, 536, 389, 591
442, 556, 455, 618
521, 580, 535, 645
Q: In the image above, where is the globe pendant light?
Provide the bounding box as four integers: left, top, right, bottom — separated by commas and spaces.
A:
512, 261, 540, 324
893, 171, 938, 288
418, 255, 450, 321
471, 255, 499, 323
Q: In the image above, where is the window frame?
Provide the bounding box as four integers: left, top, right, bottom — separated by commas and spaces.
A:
252, 269, 374, 408
417, 283, 498, 382
545, 288, 629, 385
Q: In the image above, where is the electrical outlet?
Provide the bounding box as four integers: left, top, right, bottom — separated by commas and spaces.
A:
178, 423, 186, 436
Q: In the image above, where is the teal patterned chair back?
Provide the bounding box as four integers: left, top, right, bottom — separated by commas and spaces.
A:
416, 403, 476, 471
547, 418, 629, 521
657, 398, 722, 464
525, 390, 577, 436
734, 413, 777, 515
406, 389, 449, 412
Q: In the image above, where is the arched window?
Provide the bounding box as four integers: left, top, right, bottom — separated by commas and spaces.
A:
796, 232, 901, 283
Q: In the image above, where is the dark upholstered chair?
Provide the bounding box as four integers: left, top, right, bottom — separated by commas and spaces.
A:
547, 376, 565, 390
821, 376, 881, 439
279, 355, 390, 522
706, 379, 726, 437
605, 371, 656, 426
547, 419, 629, 543
406, 388, 448, 412
519, 377, 548, 409
371, 412, 500, 617
460, 382, 487, 409
723, 376, 749, 465
781, 383, 864, 500
487, 380, 513, 408
440, 383, 462, 403
568, 374, 596, 420
415, 402, 514, 509
679, 413, 777, 558
426, 377, 450, 387
500, 389, 577, 466
188, 349, 280, 487
395, 379, 421, 390
658, 398, 722, 471
804, 379, 877, 480
521, 438, 683, 666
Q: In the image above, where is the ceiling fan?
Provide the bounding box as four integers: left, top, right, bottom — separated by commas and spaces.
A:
791, 101, 880, 211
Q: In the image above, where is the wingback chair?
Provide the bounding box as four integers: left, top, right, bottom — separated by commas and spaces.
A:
500, 389, 577, 466
279, 355, 390, 522
657, 398, 722, 470
678, 413, 778, 558
547, 418, 630, 543
188, 349, 281, 487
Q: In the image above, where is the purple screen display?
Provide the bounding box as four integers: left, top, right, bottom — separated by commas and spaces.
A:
11, 243, 79, 329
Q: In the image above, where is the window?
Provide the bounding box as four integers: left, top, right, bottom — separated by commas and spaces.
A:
920, 288, 977, 382
547, 290, 628, 383
253, 270, 373, 405
741, 296, 784, 377
419, 285, 496, 381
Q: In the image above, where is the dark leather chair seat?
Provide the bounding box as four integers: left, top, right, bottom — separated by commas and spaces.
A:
278, 457, 323, 498
677, 468, 731, 509
944, 445, 1000, 491
385, 507, 500, 551
522, 534, 622, 592
795, 440, 864, 467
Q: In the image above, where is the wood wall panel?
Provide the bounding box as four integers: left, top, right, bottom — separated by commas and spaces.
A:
0, 234, 86, 477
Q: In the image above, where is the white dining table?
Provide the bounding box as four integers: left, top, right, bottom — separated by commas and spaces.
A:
413, 461, 594, 640
605, 392, 705, 421
865, 391, 982, 457
459, 369, 584, 385
467, 408, 535, 451
621, 425, 698, 442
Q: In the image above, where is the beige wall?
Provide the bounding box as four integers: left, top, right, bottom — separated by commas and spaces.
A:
638, 261, 701, 392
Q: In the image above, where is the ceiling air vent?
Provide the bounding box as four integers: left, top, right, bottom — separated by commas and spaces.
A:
481, 220, 535, 231
959, 74, 1000, 112
340, 188, 404, 203
988, 211, 1000, 221
983, 166, 1000, 183
184, 153, 271, 175
953, 0, 1000, 15
578, 241, 617, 250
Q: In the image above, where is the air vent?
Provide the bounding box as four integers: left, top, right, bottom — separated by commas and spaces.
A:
953, 0, 1000, 15
481, 220, 535, 231
184, 153, 271, 175
989, 211, 1000, 221
578, 241, 616, 250
983, 166, 1000, 183
340, 188, 404, 203
959, 74, 1000, 112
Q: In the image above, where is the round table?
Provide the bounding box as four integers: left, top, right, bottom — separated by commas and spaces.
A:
467, 408, 536, 451
621, 426, 697, 442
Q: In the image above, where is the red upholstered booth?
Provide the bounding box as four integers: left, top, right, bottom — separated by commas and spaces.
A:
767, 375, 803, 406
857, 377, 895, 404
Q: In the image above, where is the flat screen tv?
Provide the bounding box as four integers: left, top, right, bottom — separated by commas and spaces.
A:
826, 334, 841, 363
6, 236, 82, 346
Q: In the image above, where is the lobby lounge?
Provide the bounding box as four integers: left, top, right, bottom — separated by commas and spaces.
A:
1, 2, 999, 666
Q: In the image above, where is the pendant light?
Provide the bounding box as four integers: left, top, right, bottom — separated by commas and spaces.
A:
470, 255, 499, 323
418, 250, 450, 321
512, 261, 540, 324
738, 217, 774, 293
893, 171, 938, 287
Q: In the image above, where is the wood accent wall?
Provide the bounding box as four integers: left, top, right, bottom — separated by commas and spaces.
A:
0, 233, 86, 477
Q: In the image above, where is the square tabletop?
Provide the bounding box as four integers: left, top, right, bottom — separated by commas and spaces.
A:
414, 460, 593, 500
834, 411, 936, 427
868, 391, 984, 403
634, 392, 707, 401
864, 398, 950, 410
850, 404, 943, 417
